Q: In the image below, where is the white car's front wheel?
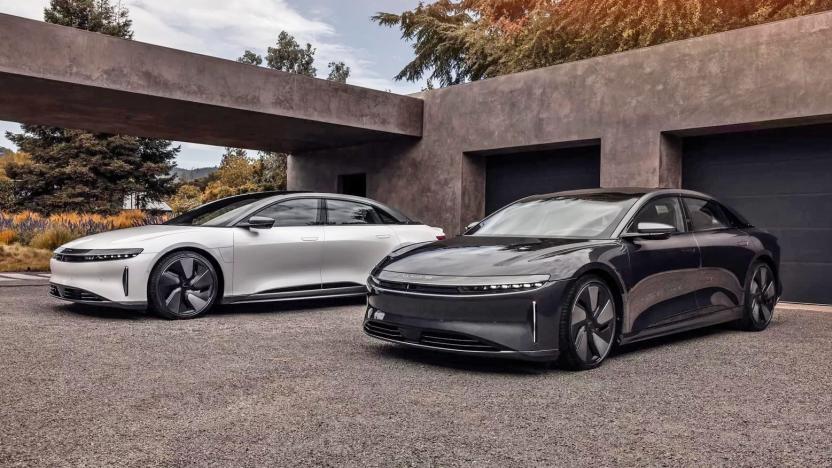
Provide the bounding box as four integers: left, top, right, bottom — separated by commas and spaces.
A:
149, 251, 219, 320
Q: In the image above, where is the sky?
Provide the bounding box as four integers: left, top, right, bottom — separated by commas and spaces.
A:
0, 0, 422, 168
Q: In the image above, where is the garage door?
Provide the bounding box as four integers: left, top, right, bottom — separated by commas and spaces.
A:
683, 123, 832, 304
485, 145, 600, 214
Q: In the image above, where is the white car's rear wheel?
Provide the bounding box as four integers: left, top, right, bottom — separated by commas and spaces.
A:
149, 251, 218, 319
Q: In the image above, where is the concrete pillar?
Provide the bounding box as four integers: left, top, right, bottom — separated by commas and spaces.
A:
600, 129, 682, 188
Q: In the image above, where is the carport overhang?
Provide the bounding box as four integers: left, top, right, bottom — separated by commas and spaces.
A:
0, 13, 424, 153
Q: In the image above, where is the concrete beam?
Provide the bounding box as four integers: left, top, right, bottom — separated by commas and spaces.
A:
0, 14, 423, 152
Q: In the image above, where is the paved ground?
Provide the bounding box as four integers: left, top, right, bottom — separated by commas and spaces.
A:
1, 285, 830, 467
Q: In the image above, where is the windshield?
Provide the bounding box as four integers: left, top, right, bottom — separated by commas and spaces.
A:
469, 194, 639, 238
165, 193, 277, 226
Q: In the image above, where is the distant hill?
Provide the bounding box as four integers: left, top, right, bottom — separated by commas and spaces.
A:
171, 166, 217, 182
0, 147, 10, 156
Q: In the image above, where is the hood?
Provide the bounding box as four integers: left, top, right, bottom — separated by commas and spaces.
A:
382, 235, 613, 277
60, 225, 205, 250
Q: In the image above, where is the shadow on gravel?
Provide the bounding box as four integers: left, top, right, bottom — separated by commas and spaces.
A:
59, 303, 149, 321
370, 322, 741, 375
212, 296, 366, 316
611, 322, 736, 357
369, 344, 551, 375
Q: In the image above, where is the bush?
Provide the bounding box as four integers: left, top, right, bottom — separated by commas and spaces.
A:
0, 244, 52, 272
30, 226, 79, 251
0, 229, 17, 245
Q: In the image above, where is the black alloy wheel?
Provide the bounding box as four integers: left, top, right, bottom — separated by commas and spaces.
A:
740, 262, 777, 331
150, 251, 218, 319
559, 276, 617, 370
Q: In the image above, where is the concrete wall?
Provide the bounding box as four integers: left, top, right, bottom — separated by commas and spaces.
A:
290, 11, 832, 234
0, 13, 423, 152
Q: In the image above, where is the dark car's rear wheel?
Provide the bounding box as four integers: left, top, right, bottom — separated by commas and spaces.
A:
558, 275, 618, 371
739, 262, 777, 331
149, 251, 218, 320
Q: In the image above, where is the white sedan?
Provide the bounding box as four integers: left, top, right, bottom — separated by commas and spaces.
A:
49, 192, 445, 319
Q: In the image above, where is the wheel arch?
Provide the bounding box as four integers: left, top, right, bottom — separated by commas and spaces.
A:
752, 252, 781, 296
147, 246, 226, 300
568, 263, 627, 337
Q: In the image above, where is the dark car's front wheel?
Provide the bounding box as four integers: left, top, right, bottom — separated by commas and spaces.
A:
739, 262, 777, 331
149, 251, 219, 320
558, 275, 618, 371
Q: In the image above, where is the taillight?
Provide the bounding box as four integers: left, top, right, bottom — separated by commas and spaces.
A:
436, 234, 446, 240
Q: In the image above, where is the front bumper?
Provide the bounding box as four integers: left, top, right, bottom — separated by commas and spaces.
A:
49, 253, 155, 309
364, 278, 571, 362
49, 283, 146, 310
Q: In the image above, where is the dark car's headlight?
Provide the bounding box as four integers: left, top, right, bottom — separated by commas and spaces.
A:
53, 248, 143, 262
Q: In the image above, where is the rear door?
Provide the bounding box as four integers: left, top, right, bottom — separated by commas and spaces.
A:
321, 198, 399, 287
623, 196, 702, 333
233, 198, 323, 297
682, 197, 755, 313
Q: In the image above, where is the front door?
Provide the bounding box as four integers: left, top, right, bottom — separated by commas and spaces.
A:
623, 196, 702, 334
233, 198, 324, 297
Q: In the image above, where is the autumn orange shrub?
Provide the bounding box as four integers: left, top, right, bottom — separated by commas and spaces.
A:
0, 229, 17, 245
110, 210, 147, 229
12, 211, 41, 224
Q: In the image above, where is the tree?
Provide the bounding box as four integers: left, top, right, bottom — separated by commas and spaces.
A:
237, 50, 263, 66
374, 0, 832, 86
168, 184, 203, 215
0, 151, 30, 210
4, 0, 178, 214
266, 31, 317, 77
202, 148, 260, 202
43, 0, 133, 38
6, 128, 177, 213
327, 61, 351, 83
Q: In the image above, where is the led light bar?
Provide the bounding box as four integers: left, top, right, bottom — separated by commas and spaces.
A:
458, 282, 545, 293
53, 248, 144, 263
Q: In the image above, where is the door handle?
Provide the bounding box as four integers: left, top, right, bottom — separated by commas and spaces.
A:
735, 240, 750, 247
301, 236, 319, 242
376, 234, 392, 239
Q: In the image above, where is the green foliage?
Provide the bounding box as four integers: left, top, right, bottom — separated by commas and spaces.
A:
327, 61, 351, 83
254, 152, 287, 190
266, 31, 317, 77
5, 127, 178, 214
44, 0, 133, 39
3, 0, 180, 214
375, 0, 832, 86
237, 50, 263, 66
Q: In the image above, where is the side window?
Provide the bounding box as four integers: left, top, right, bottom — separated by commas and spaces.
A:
684, 198, 730, 231
375, 208, 399, 224
325, 199, 382, 225
629, 197, 685, 233
255, 199, 319, 227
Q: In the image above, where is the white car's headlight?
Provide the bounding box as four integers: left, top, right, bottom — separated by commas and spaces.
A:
53, 248, 143, 262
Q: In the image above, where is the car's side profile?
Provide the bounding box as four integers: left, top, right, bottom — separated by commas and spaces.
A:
49, 192, 444, 319
364, 188, 781, 370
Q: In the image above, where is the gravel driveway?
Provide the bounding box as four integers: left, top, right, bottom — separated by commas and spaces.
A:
1, 284, 830, 466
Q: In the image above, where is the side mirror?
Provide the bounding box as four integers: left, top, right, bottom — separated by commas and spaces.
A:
244, 216, 275, 230
622, 222, 676, 239
463, 221, 479, 234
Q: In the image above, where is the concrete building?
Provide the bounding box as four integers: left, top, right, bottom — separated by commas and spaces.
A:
1, 12, 831, 303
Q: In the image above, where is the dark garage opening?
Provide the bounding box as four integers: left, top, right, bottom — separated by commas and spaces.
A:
337, 173, 367, 197
682, 123, 832, 304
484, 145, 601, 214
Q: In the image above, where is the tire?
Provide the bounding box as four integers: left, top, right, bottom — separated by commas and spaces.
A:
739, 261, 777, 331
148, 251, 219, 320
557, 275, 618, 371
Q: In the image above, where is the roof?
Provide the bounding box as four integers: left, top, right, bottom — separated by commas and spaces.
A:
523, 187, 713, 200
